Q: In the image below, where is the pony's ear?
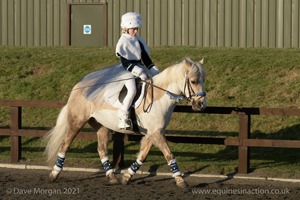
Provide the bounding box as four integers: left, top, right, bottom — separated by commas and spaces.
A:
183, 57, 193, 66
183, 58, 193, 72
199, 58, 204, 65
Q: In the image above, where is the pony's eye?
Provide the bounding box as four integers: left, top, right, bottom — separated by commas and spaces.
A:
191, 80, 197, 84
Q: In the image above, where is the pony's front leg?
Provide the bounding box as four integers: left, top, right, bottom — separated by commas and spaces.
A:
150, 131, 188, 188
96, 126, 119, 185
121, 136, 153, 185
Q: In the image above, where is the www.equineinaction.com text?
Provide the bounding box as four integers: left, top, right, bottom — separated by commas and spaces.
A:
192, 187, 291, 195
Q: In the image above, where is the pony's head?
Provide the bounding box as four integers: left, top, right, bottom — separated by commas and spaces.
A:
181, 58, 207, 111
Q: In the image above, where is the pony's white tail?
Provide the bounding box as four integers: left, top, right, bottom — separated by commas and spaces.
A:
44, 105, 68, 166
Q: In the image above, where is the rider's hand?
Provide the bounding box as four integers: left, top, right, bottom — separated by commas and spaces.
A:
131, 65, 143, 77
139, 73, 147, 81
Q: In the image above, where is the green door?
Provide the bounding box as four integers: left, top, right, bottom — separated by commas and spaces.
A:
70, 4, 105, 46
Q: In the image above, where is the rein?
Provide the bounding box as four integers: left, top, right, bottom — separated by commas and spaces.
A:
141, 75, 206, 103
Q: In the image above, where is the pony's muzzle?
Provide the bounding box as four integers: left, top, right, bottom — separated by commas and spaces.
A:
191, 97, 207, 111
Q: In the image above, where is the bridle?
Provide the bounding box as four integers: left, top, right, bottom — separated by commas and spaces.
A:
183, 74, 206, 101
141, 72, 206, 102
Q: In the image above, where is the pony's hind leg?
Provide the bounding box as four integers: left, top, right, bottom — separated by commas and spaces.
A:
150, 131, 188, 188
122, 136, 153, 185
88, 118, 119, 185
48, 125, 82, 182
48, 102, 89, 182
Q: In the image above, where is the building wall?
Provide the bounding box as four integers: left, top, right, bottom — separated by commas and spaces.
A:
1, 0, 300, 48
1, 0, 66, 46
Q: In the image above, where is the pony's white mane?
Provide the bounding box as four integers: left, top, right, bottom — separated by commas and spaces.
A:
153, 58, 205, 89
153, 62, 184, 86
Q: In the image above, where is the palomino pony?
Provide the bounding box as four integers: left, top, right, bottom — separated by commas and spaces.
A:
44, 57, 206, 188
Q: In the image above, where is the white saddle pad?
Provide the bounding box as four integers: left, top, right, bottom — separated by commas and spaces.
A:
77, 63, 145, 109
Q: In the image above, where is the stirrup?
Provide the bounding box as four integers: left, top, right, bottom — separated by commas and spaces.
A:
118, 117, 132, 130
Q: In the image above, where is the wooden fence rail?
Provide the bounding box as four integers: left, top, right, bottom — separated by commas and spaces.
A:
0, 100, 299, 174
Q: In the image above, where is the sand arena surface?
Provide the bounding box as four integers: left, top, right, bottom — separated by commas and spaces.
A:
1, 168, 299, 200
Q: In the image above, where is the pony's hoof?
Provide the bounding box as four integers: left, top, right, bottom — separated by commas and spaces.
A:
175, 176, 188, 188
48, 170, 60, 182
121, 172, 132, 185
107, 173, 119, 185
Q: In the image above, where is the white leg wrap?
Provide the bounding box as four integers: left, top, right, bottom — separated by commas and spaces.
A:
58, 152, 65, 158
53, 165, 62, 172
128, 167, 135, 175
101, 157, 109, 164
101, 157, 114, 176
136, 159, 143, 165
168, 158, 182, 177
168, 158, 177, 165
54, 153, 65, 170
128, 159, 143, 175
